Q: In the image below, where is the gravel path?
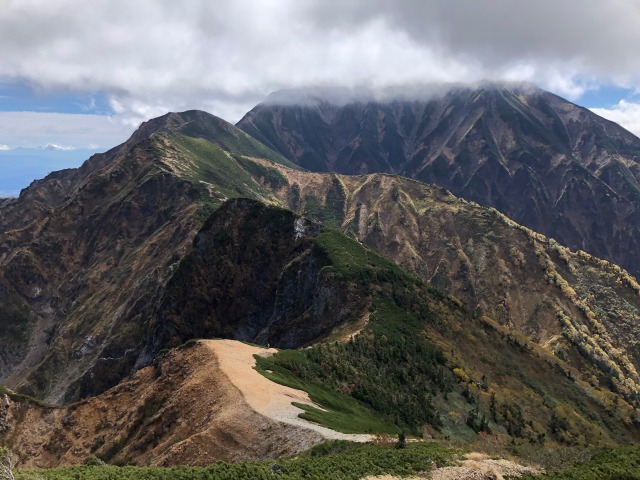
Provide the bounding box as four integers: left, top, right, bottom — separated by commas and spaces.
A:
207, 339, 373, 442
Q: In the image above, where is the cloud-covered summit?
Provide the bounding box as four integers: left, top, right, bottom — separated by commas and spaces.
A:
261, 81, 542, 107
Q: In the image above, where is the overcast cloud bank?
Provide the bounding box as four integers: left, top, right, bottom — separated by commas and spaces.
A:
1, 1, 640, 123
0, 0, 639, 142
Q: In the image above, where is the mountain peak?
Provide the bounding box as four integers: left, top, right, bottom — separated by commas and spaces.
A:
238, 82, 640, 277
124, 109, 295, 168
128, 110, 234, 144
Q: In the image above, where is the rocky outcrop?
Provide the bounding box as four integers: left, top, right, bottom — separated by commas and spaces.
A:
0, 111, 286, 403
0, 138, 202, 403
0, 395, 9, 434
152, 198, 368, 350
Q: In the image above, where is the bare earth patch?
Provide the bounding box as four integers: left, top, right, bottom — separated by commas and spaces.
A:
208, 339, 373, 442
4, 339, 371, 468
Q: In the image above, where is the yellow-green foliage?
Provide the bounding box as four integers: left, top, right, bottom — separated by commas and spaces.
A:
453, 367, 471, 383
520, 228, 640, 405
476, 314, 640, 444
549, 405, 604, 446
556, 308, 640, 402
509, 246, 526, 267
480, 316, 534, 353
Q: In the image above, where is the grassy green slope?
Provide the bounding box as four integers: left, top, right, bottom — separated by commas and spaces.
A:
151, 133, 285, 219
170, 110, 300, 169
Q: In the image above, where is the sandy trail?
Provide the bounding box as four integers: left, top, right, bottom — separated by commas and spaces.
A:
207, 339, 373, 442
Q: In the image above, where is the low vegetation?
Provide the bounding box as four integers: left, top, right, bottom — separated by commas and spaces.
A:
256, 226, 480, 436
521, 444, 640, 479
256, 301, 455, 434
15, 442, 458, 480
256, 349, 399, 434
0, 385, 52, 408
13, 443, 640, 479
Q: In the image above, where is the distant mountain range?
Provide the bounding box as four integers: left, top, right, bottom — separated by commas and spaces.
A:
238, 82, 640, 278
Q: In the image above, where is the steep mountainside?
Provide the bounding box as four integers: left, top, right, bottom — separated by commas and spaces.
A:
4, 201, 640, 468
227, 160, 640, 411
153, 199, 368, 350
0, 111, 289, 403
237, 83, 640, 277
2, 109, 640, 457
1, 340, 330, 468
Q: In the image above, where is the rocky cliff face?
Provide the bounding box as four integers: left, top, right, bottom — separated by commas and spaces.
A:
237, 83, 640, 278
153, 198, 367, 350
0, 138, 201, 403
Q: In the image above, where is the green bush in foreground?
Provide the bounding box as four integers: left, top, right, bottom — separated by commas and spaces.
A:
15, 442, 458, 480
521, 445, 640, 479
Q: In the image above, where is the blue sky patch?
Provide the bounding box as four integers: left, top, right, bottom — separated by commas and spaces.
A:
577, 84, 639, 109
0, 79, 113, 115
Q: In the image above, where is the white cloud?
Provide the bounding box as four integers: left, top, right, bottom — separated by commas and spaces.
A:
0, 1, 639, 125
0, 144, 11, 150
591, 101, 640, 138
43, 143, 76, 151
0, 111, 133, 149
